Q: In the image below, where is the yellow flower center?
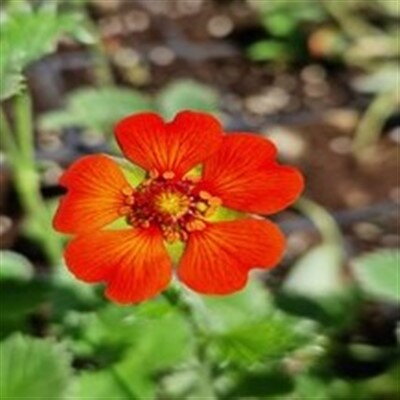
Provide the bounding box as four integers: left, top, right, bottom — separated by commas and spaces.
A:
154, 191, 190, 217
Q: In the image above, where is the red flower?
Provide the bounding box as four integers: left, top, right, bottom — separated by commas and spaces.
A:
54, 111, 304, 304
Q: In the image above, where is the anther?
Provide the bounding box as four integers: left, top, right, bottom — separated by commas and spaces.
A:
149, 169, 159, 179
121, 186, 134, 196
208, 196, 222, 206
140, 220, 150, 229
196, 202, 208, 212
186, 219, 206, 232
162, 171, 175, 180
124, 196, 135, 205
118, 206, 131, 216
199, 190, 212, 200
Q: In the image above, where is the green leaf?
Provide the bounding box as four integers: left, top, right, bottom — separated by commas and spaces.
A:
247, 40, 290, 61
0, 251, 34, 281
284, 244, 346, 298
224, 367, 295, 399
0, 334, 72, 399
351, 249, 399, 303
0, 4, 84, 100
39, 87, 153, 135
74, 369, 139, 400
204, 282, 313, 366
0, 280, 50, 338
156, 79, 219, 120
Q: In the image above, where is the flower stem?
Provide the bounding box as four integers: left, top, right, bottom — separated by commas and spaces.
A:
2, 91, 63, 266
352, 90, 398, 158
163, 287, 217, 399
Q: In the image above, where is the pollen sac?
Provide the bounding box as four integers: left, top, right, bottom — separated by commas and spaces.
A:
120, 173, 222, 242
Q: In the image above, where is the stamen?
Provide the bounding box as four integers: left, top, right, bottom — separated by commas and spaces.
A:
121, 186, 134, 196
149, 169, 159, 179
186, 219, 206, 232
199, 190, 212, 200
118, 206, 131, 216
162, 171, 175, 180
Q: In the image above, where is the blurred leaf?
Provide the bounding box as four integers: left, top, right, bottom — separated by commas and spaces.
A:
0, 334, 72, 399
204, 282, 313, 366
247, 40, 289, 61
156, 80, 219, 120
0, 4, 84, 100
39, 87, 153, 135
263, 13, 297, 37
213, 319, 309, 366
0, 250, 34, 281
351, 249, 399, 303
352, 65, 399, 93
284, 244, 346, 297
74, 368, 139, 400
51, 263, 103, 316
223, 367, 295, 399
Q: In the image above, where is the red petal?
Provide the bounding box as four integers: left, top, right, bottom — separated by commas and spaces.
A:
115, 111, 223, 177
200, 134, 304, 214
178, 219, 285, 295
64, 228, 172, 304
53, 155, 130, 234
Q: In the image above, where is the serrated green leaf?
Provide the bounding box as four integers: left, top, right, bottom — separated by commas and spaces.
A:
351, 249, 399, 303
0, 251, 34, 281
0, 334, 72, 399
39, 87, 153, 135
156, 79, 219, 120
0, 5, 84, 100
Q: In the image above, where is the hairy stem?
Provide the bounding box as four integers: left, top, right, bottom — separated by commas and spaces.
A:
163, 287, 217, 399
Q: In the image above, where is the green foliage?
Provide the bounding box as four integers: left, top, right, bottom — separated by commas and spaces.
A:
156, 79, 219, 120
277, 244, 359, 326
0, 334, 72, 399
39, 87, 153, 135
0, 250, 34, 281
39, 79, 220, 137
351, 249, 399, 303
0, 251, 50, 338
205, 282, 314, 367
0, 2, 87, 100
63, 301, 192, 399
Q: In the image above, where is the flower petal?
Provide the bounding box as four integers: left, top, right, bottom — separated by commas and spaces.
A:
200, 134, 304, 214
53, 155, 130, 234
178, 219, 285, 295
115, 111, 223, 177
64, 227, 172, 304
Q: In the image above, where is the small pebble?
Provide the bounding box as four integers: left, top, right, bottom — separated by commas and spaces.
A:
267, 126, 306, 161
301, 64, 327, 84
388, 127, 400, 144
113, 48, 141, 67
352, 222, 382, 241
329, 136, 353, 155
207, 15, 234, 38
323, 108, 359, 131
0, 215, 12, 236
149, 46, 175, 66
124, 10, 150, 33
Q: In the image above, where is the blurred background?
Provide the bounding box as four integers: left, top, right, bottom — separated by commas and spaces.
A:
0, 0, 399, 399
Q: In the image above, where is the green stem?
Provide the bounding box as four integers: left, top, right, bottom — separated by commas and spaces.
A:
294, 197, 343, 247
0, 106, 18, 156
14, 92, 34, 163
3, 90, 63, 266
163, 287, 217, 399
353, 90, 398, 158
